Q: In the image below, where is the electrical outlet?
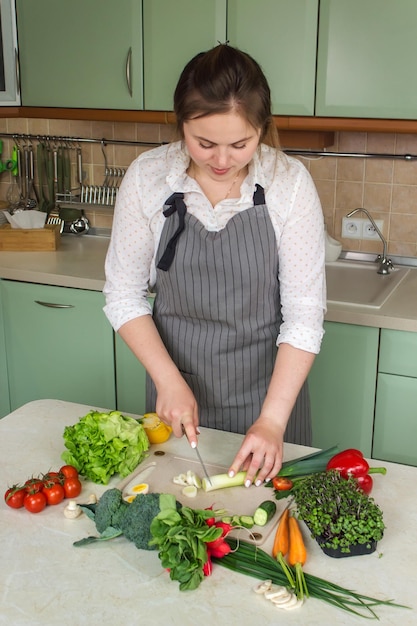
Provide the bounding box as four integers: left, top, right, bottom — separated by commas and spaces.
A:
362, 219, 384, 240
341, 217, 363, 239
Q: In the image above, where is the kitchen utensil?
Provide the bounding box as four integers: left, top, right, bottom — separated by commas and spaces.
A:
182, 425, 211, 485
24, 144, 37, 209
193, 445, 212, 486
36, 142, 49, 213
69, 210, 90, 235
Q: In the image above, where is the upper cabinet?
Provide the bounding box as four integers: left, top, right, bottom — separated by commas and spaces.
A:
13, 0, 417, 122
143, 0, 318, 115
316, 0, 417, 119
143, 0, 227, 111
16, 0, 143, 109
227, 0, 318, 116
0, 0, 20, 105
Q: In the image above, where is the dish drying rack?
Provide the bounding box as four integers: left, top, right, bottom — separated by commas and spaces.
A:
56, 166, 125, 210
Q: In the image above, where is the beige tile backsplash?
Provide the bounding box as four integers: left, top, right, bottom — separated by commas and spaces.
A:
1, 118, 416, 258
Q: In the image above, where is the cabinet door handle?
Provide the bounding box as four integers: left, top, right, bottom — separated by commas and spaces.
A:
15, 48, 20, 97
35, 300, 75, 309
125, 47, 132, 97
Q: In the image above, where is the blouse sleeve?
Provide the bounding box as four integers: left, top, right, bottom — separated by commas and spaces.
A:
103, 160, 155, 331
270, 158, 326, 354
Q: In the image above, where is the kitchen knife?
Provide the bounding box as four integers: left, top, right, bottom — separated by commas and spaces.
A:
182, 426, 212, 485
193, 443, 212, 486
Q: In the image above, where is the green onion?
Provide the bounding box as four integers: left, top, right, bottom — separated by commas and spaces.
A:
213, 539, 409, 619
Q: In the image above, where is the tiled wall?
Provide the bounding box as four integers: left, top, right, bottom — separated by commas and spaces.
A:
1, 117, 417, 259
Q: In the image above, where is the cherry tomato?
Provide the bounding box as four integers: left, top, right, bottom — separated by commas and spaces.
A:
272, 476, 294, 491
24, 478, 45, 493
63, 477, 82, 498
59, 465, 79, 480
42, 482, 65, 505
43, 471, 63, 485
4, 485, 27, 509
24, 491, 47, 514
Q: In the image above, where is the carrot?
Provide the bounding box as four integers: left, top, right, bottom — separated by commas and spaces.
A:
288, 515, 309, 600
272, 506, 295, 588
272, 507, 289, 558
288, 515, 307, 566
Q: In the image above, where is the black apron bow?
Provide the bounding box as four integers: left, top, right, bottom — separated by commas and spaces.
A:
157, 193, 187, 271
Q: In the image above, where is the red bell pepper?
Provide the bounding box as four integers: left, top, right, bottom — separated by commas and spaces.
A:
326, 448, 386, 494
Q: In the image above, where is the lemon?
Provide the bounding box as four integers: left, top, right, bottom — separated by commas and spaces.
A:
141, 412, 172, 444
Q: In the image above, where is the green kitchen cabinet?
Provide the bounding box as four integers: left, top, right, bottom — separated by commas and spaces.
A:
142, 0, 227, 111
143, 0, 318, 115
227, 0, 318, 115
0, 282, 11, 418
16, 0, 143, 109
1, 280, 115, 410
316, 0, 417, 119
373, 329, 417, 466
114, 332, 147, 416
308, 321, 379, 456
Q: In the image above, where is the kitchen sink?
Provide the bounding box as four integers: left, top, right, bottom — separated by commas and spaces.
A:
326, 260, 410, 308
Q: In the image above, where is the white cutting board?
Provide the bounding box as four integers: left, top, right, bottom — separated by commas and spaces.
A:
117, 449, 282, 546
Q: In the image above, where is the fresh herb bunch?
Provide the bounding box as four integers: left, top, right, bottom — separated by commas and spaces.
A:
291, 470, 385, 553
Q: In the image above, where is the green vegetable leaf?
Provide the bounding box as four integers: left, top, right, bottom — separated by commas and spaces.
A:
73, 526, 123, 547
61, 410, 149, 484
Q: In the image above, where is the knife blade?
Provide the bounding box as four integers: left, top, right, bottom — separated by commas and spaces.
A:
193, 443, 212, 486
182, 425, 212, 485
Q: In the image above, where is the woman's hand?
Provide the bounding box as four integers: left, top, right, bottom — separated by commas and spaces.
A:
227, 415, 285, 487
155, 376, 200, 446
118, 315, 200, 446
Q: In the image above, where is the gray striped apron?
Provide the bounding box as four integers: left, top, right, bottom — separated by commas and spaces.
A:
146, 186, 311, 445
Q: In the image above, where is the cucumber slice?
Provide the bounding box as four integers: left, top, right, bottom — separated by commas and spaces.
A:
239, 515, 255, 529
253, 500, 277, 526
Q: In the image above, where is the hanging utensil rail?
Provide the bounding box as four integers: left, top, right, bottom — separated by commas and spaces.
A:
3, 132, 417, 161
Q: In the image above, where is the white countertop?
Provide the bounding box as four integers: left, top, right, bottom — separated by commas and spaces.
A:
1, 236, 417, 331
0, 234, 110, 291
0, 399, 415, 625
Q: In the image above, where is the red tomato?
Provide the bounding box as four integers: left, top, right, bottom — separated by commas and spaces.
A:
4, 485, 27, 509
43, 471, 63, 485
24, 478, 45, 493
63, 477, 82, 498
272, 476, 294, 491
24, 491, 47, 514
42, 482, 65, 505
59, 465, 79, 480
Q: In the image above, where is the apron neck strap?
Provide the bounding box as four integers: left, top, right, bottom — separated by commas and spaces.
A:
157, 193, 187, 271
253, 184, 265, 205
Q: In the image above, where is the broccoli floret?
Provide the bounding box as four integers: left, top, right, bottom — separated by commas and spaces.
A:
94, 488, 129, 533
119, 492, 162, 550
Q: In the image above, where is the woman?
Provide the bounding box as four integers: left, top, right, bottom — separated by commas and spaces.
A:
103, 44, 326, 487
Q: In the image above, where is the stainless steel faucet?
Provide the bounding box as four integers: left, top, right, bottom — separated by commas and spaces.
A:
346, 208, 393, 274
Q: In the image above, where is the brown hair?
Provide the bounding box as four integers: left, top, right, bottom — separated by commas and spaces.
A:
173, 44, 280, 148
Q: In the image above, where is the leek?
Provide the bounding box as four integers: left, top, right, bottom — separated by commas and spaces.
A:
201, 447, 340, 493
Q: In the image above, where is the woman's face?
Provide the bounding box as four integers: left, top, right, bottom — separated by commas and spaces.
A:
183, 111, 261, 183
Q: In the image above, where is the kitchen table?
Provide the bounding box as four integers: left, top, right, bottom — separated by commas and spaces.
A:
0, 399, 415, 626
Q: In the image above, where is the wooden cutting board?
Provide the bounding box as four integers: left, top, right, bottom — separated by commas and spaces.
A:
117, 449, 283, 546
